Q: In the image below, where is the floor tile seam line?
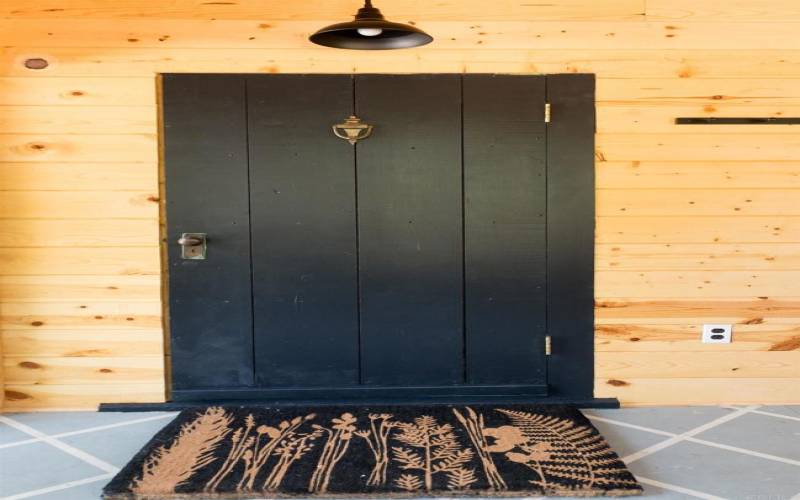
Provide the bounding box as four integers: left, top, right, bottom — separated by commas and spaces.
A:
584, 414, 678, 437
49, 412, 179, 439
622, 405, 758, 464
635, 476, 727, 500
0, 437, 40, 450
749, 408, 800, 422
685, 437, 800, 467
0, 413, 178, 450
0, 416, 120, 474
0, 472, 114, 500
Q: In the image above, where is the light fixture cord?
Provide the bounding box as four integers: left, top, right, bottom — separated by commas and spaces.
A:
364, 0, 373, 7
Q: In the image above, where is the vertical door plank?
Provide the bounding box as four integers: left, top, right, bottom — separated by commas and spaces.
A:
356, 74, 464, 386
546, 74, 596, 398
463, 75, 547, 385
163, 74, 254, 390
248, 75, 360, 388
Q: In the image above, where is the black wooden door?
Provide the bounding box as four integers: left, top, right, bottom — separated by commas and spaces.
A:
164, 74, 595, 403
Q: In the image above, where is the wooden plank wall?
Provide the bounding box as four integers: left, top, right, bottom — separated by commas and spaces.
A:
1, 0, 799, 409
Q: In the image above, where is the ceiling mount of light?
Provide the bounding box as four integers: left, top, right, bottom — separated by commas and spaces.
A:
309, 0, 433, 50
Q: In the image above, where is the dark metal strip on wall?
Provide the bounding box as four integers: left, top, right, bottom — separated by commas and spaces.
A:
675, 117, 800, 125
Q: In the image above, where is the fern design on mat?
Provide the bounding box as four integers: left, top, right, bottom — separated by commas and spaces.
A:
132, 407, 232, 495
354, 413, 397, 487
494, 409, 639, 492
391, 415, 476, 492
308, 413, 358, 494
204, 412, 316, 493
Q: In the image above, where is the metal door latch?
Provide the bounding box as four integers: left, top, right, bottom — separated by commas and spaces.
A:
177, 233, 207, 260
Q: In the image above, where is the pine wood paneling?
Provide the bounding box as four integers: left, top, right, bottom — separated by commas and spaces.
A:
0, 301, 162, 330
4, 48, 800, 78
596, 243, 800, 271
0, 105, 156, 134
596, 378, 800, 406
1, 2, 798, 409
0, 276, 161, 302
596, 134, 800, 161
3, 383, 165, 411
2, 330, 164, 357
596, 78, 800, 103
0, 1, 647, 21
4, 356, 164, 385
5, 20, 800, 50
0, 247, 160, 276
0, 163, 157, 191
597, 351, 800, 378
598, 105, 800, 134
0, 134, 157, 162
597, 162, 800, 189
597, 270, 800, 298
0, 219, 159, 247
597, 189, 800, 216
595, 298, 800, 324
0, 77, 156, 105
596, 323, 800, 352
596, 216, 800, 244
0, 190, 159, 219
646, 0, 800, 22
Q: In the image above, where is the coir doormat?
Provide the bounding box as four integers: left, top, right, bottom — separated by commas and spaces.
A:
103, 405, 642, 499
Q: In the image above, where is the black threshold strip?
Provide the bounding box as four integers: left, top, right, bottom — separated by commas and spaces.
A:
99, 397, 620, 412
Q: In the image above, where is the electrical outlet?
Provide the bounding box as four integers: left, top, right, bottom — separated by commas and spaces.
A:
702, 324, 732, 343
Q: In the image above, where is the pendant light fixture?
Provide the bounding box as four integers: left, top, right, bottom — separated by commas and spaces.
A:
309, 0, 433, 50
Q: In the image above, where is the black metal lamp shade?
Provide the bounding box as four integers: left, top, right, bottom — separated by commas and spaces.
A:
309, 1, 433, 50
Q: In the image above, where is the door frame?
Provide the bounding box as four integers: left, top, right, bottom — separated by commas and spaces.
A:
159, 73, 597, 405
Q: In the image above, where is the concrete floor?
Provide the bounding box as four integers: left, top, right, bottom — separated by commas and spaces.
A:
0, 405, 798, 499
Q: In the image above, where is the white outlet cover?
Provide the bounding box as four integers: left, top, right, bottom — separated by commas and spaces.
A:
703, 324, 732, 343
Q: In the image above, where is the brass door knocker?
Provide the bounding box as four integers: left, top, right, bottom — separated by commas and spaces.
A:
332, 115, 373, 145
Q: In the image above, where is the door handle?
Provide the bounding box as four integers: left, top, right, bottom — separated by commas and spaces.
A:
177, 233, 207, 260
177, 236, 203, 246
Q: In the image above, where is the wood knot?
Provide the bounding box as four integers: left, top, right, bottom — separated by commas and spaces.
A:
30, 320, 44, 326
70, 90, 85, 97
146, 195, 160, 202
768, 335, 800, 351
99, 368, 114, 373
742, 317, 764, 324
606, 379, 629, 387
19, 361, 42, 369
94, 315, 104, 319
28, 143, 47, 151
126, 317, 135, 321
5, 390, 32, 401
629, 337, 641, 342
24, 58, 49, 70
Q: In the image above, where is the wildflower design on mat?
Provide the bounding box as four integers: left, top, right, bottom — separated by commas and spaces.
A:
107, 405, 643, 499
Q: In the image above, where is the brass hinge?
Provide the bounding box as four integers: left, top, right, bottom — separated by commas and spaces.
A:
545, 335, 552, 356
544, 102, 551, 123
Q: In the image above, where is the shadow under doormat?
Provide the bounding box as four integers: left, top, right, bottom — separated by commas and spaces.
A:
103, 404, 642, 499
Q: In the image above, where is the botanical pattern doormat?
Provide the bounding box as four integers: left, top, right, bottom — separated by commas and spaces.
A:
103, 405, 642, 499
